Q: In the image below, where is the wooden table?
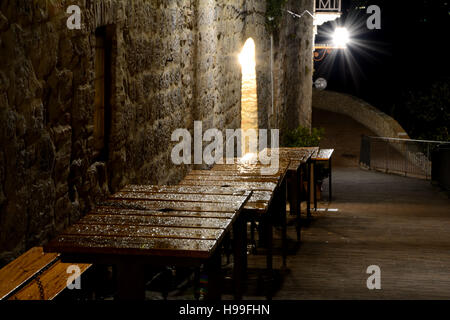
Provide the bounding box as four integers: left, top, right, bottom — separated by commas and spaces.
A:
179, 158, 290, 275
312, 149, 335, 209
264, 147, 318, 240
44, 186, 251, 300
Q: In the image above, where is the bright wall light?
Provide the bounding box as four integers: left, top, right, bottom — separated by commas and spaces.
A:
239, 38, 258, 156
239, 38, 256, 75
333, 27, 350, 48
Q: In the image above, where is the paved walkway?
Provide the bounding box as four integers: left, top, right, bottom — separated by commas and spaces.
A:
269, 108, 450, 299
148, 108, 450, 300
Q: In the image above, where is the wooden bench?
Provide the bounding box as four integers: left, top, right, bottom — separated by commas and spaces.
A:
179, 159, 290, 274
44, 186, 251, 300
311, 149, 335, 209
264, 147, 318, 239
0, 247, 91, 300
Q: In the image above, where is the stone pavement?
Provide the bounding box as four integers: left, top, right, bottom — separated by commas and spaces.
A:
268, 108, 450, 299
147, 108, 450, 300
273, 167, 450, 299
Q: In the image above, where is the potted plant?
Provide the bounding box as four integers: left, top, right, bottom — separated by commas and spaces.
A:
284, 126, 327, 200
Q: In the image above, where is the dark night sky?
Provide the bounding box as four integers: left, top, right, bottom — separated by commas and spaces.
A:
314, 0, 450, 112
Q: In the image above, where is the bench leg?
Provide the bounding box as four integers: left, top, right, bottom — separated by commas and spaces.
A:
307, 161, 311, 220
233, 216, 247, 300
313, 161, 318, 211
299, 168, 305, 238
280, 179, 287, 268
205, 250, 222, 301
264, 215, 273, 273
194, 268, 200, 300
329, 158, 332, 202
116, 263, 145, 300
293, 169, 301, 242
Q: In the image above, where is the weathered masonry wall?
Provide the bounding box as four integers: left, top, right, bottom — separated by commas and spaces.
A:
0, 0, 314, 264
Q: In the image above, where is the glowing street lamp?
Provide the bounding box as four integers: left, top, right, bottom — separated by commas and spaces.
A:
332, 27, 350, 48
314, 27, 351, 61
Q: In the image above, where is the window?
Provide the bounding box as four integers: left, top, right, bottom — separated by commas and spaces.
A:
94, 26, 113, 161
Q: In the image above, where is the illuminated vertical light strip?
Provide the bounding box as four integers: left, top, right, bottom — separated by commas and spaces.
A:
239, 38, 258, 155
270, 34, 274, 116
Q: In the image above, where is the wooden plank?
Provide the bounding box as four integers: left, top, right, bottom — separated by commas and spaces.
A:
99, 199, 245, 213
177, 180, 270, 213
188, 170, 282, 179
113, 190, 271, 205
93, 207, 235, 219
313, 149, 335, 161
240, 190, 272, 202
243, 202, 269, 213
264, 147, 317, 163
178, 179, 277, 191
211, 163, 289, 173
0, 247, 59, 300
288, 160, 302, 171
121, 185, 249, 195
45, 235, 219, 259
184, 173, 279, 182
183, 174, 279, 184
8, 262, 91, 300
262, 148, 318, 173
64, 224, 224, 241
77, 214, 233, 230
109, 192, 251, 203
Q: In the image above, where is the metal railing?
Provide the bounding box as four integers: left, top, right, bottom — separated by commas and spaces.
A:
360, 136, 450, 180
315, 0, 341, 12
432, 144, 450, 191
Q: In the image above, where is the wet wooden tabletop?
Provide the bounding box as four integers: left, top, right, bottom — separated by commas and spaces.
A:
179, 158, 290, 214
312, 148, 334, 161
264, 147, 318, 171
44, 186, 251, 259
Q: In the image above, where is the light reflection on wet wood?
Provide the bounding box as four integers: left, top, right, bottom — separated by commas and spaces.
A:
93, 207, 235, 219
45, 184, 251, 261
65, 224, 223, 241
121, 185, 249, 195
184, 174, 278, 182
102, 199, 245, 213
79, 214, 232, 229
46, 235, 218, 258
178, 180, 277, 191
109, 192, 251, 203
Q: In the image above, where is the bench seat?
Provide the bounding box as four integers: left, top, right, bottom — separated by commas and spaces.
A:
0, 247, 91, 300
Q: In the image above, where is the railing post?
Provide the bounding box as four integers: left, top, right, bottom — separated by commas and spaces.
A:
426, 143, 430, 180
360, 135, 371, 168
385, 139, 389, 173
404, 142, 408, 177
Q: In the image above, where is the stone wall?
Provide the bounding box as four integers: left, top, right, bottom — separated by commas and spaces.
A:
0, 0, 314, 265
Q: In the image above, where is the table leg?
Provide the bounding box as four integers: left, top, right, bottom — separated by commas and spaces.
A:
329, 157, 332, 202
194, 268, 200, 300
294, 169, 301, 242
280, 179, 287, 268
116, 262, 146, 300
264, 211, 273, 301
307, 161, 311, 220
265, 215, 273, 272
250, 220, 256, 251
313, 161, 318, 211
205, 250, 222, 300
296, 168, 302, 242
233, 216, 246, 300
